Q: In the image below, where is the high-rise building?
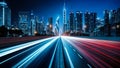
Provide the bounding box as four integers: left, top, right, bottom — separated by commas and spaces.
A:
104, 10, 109, 24
104, 10, 111, 36
63, 2, 67, 33
84, 12, 90, 33
116, 8, 120, 23
96, 18, 104, 28
45, 17, 53, 35
84, 12, 97, 34
48, 17, 53, 32
18, 11, 30, 35
67, 20, 70, 32
89, 12, 97, 32
30, 11, 36, 36
69, 12, 74, 32
110, 10, 117, 24
76, 11, 82, 32
36, 20, 44, 35
55, 16, 60, 35
0, 2, 11, 27
116, 8, 120, 36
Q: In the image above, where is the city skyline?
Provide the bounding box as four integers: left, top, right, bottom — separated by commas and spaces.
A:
0, 0, 120, 37
5, 0, 120, 26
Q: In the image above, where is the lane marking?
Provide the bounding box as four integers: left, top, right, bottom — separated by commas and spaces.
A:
77, 54, 83, 59
73, 49, 76, 52
64, 47, 74, 68
87, 64, 92, 68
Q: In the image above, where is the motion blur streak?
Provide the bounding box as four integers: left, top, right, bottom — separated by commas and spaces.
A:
12, 37, 58, 68
64, 47, 74, 68
0, 37, 55, 57
62, 36, 120, 68
48, 38, 59, 68
61, 37, 75, 68
1, 36, 120, 68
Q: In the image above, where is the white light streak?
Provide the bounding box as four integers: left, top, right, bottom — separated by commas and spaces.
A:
0, 37, 56, 57
13, 37, 59, 68
48, 38, 59, 68
64, 47, 74, 68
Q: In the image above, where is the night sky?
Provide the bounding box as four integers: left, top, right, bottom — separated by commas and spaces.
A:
3, 0, 120, 26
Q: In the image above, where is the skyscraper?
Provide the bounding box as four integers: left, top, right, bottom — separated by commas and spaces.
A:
67, 20, 70, 32
18, 11, 30, 35
30, 11, 36, 36
48, 17, 53, 32
84, 12, 97, 34
116, 8, 120, 36
46, 17, 53, 35
104, 10, 109, 25
84, 12, 90, 33
89, 12, 97, 32
104, 10, 111, 36
76, 11, 83, 32
116, 8, 120, 23
63, 2, 67, 33
69, 12, 74, 32
110, 10, 117, 24
36, 20, 44, 35
55, 16, 60, 35
0, 2, 11, 27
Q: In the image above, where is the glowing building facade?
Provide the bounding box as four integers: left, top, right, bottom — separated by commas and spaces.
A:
63, 2, 67, 33
18, 11, 30, 35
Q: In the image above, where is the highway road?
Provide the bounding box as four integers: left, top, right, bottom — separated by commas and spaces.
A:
0, 36, 120, 68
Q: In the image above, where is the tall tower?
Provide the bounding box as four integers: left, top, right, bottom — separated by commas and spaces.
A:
0, 1, 11, 27
63, 2, 67, 33
84, 12, 90, 33
69, 12, 74, 32
19, 11, 30, 35
76, 11, 83, 32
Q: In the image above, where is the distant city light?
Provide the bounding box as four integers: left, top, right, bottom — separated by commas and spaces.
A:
84, 25, 87, 28
34, 31, 38, 34
112, 26, 116, 29
49, 24, 52, 28
117, 25, 119, 28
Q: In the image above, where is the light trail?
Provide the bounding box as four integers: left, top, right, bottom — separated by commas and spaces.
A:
12, 36, 59, 68
61, 37, 74, 68
64, 47, 74, 68
48, 38, 59, 68
0, 39, 50, 64
61, 36, 120, 68
0, 37, 56, 57
1, 36, 119, 68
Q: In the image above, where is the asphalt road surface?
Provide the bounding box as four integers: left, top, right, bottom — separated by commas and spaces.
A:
0, 36, 120, 68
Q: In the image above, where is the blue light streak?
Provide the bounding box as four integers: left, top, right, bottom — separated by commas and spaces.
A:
0, 37, 55, 57
64, 47, 74, 68
48, 38, 59, 68
0, 39, 50, 64
61, 36, 74, 68
12, 36, 59, 68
